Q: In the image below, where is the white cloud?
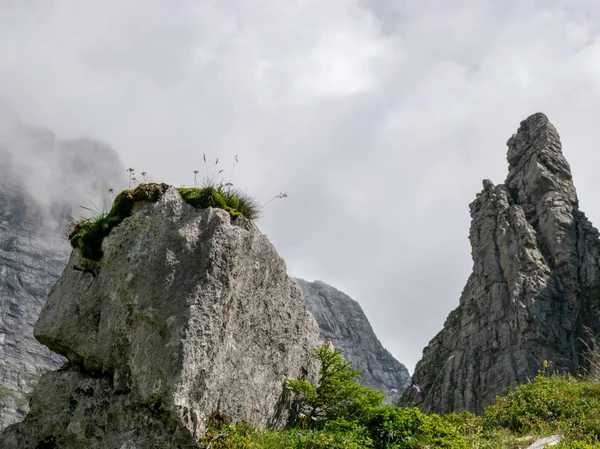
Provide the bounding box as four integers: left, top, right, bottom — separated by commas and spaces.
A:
3, 0, 600, 371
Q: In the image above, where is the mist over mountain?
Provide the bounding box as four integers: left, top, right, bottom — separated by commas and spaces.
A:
0, 103, 126, 428
0, 100, 126, 224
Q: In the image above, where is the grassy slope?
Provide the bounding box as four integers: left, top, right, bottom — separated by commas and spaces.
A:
201, 375, 600, 449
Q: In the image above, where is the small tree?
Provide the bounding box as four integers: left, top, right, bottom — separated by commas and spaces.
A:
286, 344, 385, 427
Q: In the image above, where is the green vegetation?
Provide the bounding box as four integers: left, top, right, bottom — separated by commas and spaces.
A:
203, 346, 468, 449
201, 423, 373, 449
0, 385, 27, 407
483, 375, 600, 444
285, 345, 385, 427
178, 185, 259, 220
68, 182, 260, 260
0, 368, 42, 407
199, 350, 600, 448
68, 183, 169, 260
68, 157, 287, 260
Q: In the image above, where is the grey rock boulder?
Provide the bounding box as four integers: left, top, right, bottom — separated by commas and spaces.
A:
1, 366, 198, 449
526, 435, 562, 449
296, 279, 411, 401
1, 187, 322, 448
408, 113, 600, 414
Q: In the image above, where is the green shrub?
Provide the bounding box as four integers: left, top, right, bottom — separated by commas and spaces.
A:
68, 183, 169, 260
285, 346, 468, 448
483, 375, 600, 443
177, 185, 260, 220
442, 410, 483, 436
0, 385, 26, 406
196, 361, 600, 448
365, 405, 468, 449
555, 442, 600, 449
286, 345, 385, 427
200, 422, 372, 449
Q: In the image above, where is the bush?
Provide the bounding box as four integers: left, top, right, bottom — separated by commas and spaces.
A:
442, 410, 483, 436
365, 406, 468, 449
177, 185, 260, 220
200, 422, 373, 449
284, 345, 469, 448
555, 442, 600, 449
286, 345, 385, 427
197, 359, 600, 448
68, 183, 169, 260
483, 375, 600, 443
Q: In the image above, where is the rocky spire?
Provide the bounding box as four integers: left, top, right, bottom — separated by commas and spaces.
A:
406, 113, 600, 414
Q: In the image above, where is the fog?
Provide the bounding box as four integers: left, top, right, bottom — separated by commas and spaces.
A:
0, 100, 126, 226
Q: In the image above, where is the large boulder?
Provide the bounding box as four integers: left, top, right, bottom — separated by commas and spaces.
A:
0, 187, 322, 448
407, 113, 600, 414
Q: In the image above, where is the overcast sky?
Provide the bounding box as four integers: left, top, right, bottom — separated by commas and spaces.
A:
2, 1, 600, 374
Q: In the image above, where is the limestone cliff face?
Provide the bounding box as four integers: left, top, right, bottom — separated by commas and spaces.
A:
0, 103, 125, 429
0, 177, 68, 429
408, 113, 600, 414
296, 279, 411, 399
0, 188, 322, 448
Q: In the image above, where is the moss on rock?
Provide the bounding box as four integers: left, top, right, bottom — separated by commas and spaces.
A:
69, 183, 259, 260
68, 183, 170, 260
178, 187, 243, 218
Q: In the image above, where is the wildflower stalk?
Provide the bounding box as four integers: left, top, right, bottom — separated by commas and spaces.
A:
229, 155, 238, 184
261, 192, 288, 209
127, 168, 135, 189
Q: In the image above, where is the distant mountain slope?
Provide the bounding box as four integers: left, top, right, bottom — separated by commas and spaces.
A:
0, 177, 69, 429
0, 103, 125, 429
296, 278, 411, 400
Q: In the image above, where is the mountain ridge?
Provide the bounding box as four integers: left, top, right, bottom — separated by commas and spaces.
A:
296, 278, 411, 401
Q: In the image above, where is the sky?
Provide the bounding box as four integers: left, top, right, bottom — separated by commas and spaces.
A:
2, 0, 600, 374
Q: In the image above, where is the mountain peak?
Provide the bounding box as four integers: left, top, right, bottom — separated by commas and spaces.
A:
506, 113, 576, 209
408, 113, 600, 414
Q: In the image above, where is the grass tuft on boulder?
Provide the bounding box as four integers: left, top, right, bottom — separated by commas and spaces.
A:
69, 183, 259, 260
178, 185, 260, 220
68, 183, 170, 260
